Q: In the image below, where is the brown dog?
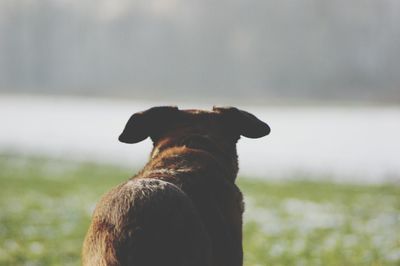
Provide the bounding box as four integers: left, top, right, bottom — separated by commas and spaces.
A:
82, 106, 270, 266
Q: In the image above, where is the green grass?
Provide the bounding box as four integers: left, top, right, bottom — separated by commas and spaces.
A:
0, 154, 399, 266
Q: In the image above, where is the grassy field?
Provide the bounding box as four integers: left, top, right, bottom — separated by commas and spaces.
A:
0, 154, 399, 266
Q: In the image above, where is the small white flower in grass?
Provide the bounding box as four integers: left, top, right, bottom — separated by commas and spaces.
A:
385, 250, 400, 262
343, 234, 359, 248
22, 225, 38, 238
24, 261, 40, 266
283, 199, 344, 232
269, 242, 285, 257
322, 233, 339, 251
29, 242, 43, 255
243, 197, 284, 235
4, 239, 19, 252
294, 260, 307, 266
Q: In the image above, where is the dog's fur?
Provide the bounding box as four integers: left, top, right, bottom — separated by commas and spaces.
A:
82, 106, 270, 266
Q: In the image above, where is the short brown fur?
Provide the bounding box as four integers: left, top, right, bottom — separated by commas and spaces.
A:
82, 106, 270, 266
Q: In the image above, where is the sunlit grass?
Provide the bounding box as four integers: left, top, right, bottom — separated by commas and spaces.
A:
241, 180, 400, 266
0, 154, 399, 265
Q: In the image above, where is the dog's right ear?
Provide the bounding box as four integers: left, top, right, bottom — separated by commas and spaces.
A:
119, 106, 180, 144
213, 106, 270, 138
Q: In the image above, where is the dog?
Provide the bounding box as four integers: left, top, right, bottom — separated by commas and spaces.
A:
82, 106, 270, 266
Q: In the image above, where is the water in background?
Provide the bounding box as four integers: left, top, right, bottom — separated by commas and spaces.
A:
1, 95, 399, 184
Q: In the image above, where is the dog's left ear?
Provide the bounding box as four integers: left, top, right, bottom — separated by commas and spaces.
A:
119, 106, 180, 144
213, 106, 270, 138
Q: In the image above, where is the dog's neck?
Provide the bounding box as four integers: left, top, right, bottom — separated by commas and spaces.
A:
145, 134, 239, 182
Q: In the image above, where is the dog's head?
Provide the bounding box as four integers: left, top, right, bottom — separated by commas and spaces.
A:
119, 106, 269, 143
119, 106, 270, 176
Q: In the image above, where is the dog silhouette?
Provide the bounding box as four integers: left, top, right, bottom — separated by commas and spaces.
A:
82, 106, 270, 266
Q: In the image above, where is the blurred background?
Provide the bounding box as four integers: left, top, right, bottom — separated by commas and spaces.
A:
1, 0, 400, 102
0, 0, 399, 265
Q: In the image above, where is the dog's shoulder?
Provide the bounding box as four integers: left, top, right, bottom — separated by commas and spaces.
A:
90, 178, 186, 225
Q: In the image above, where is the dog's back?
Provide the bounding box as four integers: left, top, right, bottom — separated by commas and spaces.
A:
82, 178, 211, 266
82, 106, 270, 266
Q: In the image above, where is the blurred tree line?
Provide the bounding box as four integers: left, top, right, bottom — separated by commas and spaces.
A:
1, 0, 399, 102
